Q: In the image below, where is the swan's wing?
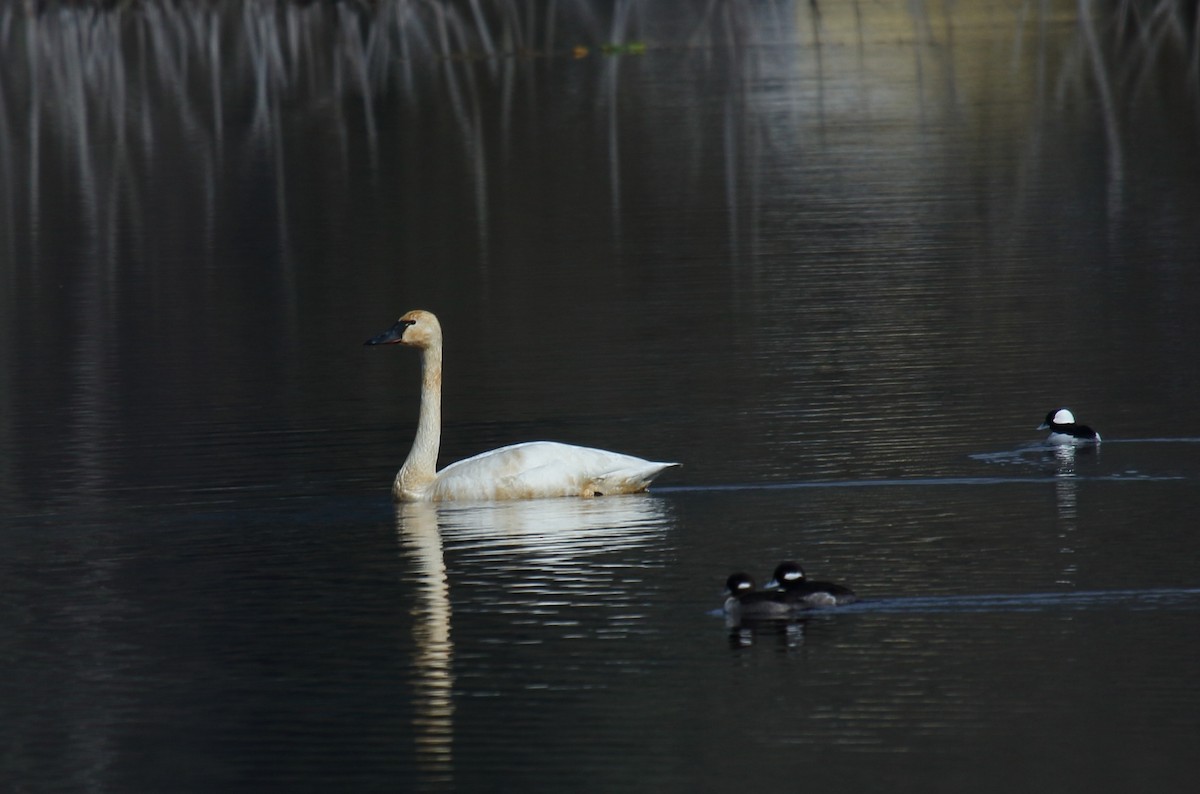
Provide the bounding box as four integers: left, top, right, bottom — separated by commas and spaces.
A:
430, 441, 678, 501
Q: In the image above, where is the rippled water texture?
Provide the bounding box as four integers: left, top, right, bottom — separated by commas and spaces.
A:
2, 1, 1200, 791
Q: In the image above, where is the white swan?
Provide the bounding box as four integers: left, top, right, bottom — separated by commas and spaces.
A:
365, 310, 679, 502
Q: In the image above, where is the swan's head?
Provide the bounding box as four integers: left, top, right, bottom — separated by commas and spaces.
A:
365, 309, 443, 350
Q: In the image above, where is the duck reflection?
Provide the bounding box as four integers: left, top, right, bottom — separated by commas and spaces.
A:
1053, 443, 1079, 516
394, 503, 454, 784
727, 617, 817, 652
1050, 443, 1086, 586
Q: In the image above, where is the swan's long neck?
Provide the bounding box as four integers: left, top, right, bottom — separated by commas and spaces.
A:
395, 344, 443, 500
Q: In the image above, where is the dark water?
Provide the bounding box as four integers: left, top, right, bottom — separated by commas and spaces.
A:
3, 1, 1200, 791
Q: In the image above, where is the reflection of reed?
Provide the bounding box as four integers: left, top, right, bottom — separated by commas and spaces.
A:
1034, 0, 1199, 226
0, 1, 802, 268
1078, 0, 1125, 223
395, 502, 454, 785
2, 0, 1193, 284
0, 0, 628, 277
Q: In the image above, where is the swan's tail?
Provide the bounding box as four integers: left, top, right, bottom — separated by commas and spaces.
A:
599, 461, 681, 493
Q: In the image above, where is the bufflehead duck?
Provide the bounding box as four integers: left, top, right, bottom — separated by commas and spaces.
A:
766, 561, 858, 607
724, 572, 797, 619
1038, 408, 1101, 444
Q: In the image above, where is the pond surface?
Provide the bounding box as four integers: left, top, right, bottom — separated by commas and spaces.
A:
3, 1, 1200, 791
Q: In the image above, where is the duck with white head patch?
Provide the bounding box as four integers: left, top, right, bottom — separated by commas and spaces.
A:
766, 561, 858, 607
723, 572, 798, 620
1038, 408, 1101, 444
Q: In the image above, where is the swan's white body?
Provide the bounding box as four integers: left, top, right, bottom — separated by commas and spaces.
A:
425, 441, 676, 502
367, 310, 679, 503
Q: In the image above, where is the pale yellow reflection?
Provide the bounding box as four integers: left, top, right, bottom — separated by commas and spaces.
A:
395, 502, 454, 783
393, 495, 669, 773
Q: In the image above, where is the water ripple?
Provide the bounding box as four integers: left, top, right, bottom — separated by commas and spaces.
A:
721, 587, 1200, 617
660, 472, 1185, 493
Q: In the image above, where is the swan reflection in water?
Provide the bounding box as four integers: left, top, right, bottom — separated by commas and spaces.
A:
395, 503, 455, 784
436, 496, 672, 628
435, 495, 670, 568
395, 495, 672, 776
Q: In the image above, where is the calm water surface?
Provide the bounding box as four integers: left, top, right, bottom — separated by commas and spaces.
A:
2, 1, 1200, 791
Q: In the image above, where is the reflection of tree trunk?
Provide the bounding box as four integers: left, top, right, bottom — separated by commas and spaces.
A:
396, 503, 455, 785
